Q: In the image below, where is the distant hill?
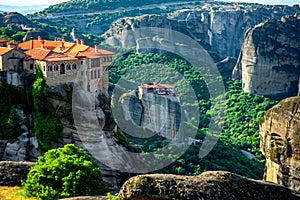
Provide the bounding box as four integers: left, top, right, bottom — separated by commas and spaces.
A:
36, 0, 197, 15
0, 12, 34, 27
0, 4, 49, 14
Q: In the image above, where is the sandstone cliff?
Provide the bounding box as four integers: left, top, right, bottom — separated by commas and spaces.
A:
118, 171, 299, 200
235, 13, 300, 99
46, 83, 138, 190
260, 96, 300, 193
104, 4, 300, 60
120, 91, 181, 141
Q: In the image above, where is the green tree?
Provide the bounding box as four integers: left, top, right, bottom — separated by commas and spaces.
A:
32, 65, 63, 152
22, 144, 105, 200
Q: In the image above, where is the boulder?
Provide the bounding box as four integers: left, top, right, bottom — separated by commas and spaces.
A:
118, 171, 299, 200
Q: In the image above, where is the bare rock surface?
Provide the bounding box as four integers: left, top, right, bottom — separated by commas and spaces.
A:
237, 13, 300, 99
104, 5, 300, 60
260, 96, 300, 193
118, 171, 299, 200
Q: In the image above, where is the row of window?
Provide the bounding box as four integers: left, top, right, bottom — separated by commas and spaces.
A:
91, 70, 102, 79
47, 63, 77, 73
80, 69, 102, 79
103, 57, 113, 62
29, 63, 77, 75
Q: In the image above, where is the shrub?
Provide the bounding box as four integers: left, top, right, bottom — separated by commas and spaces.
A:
32, 65, 64, 152
22, 144, 105, 200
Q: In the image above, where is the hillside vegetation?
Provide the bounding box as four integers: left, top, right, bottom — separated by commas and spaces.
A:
39, 0, 197, 15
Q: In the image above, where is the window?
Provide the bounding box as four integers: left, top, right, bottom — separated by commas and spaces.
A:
43, 66, 46, 72
72, 64, 77, 70
94, 71, 97, 79
91, 71, 93, 79
98, 70, 100, 78
54, 65, 59, 71
60, 63, 65, 74
48, 65, 53, 71
66, 64, 71, 70
81, 61, 83, 65
30, 64, 33, 70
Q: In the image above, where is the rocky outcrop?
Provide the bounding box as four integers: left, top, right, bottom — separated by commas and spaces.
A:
0, 161, 34, 186
121, 92, 181, 141
104, 4, 300, 60
118, 171, 299, 200
237, 13, 300, 99
260, 96, 300, 194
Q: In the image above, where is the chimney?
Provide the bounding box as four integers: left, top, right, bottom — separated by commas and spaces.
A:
81, 39, 85, 45
61, 37, 66, 42
38, 36, 42, 40
94, 44, 98, 53
76, 38, 80, 44
7, 42, 18, 49
30, 37, 34, 49
41, 40, 45, 49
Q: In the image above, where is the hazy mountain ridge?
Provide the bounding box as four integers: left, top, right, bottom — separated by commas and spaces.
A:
0, 4, 50, 14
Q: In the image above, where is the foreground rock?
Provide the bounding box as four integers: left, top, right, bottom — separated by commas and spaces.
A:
260, 96, 300, 193
118, 171, 299, 200
235, 13, 300, 99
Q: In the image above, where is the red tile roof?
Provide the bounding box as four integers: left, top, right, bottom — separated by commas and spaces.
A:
0, 47, 12, 56
18, 38, 115, 62
0, 39, 8, 43
25, 48, 51, 60
139, 83, 175, 89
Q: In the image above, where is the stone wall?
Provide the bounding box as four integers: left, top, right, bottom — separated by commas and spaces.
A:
0, 161, 34, 186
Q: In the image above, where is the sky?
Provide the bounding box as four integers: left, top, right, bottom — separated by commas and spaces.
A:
0, 0, 298, 7
0, 0, 69, 6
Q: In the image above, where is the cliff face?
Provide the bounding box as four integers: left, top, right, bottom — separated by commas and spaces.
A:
236, 13, 300, 98
104, 5, 300, 60
121, 92, 181, 141
260, 96, 300, 193
118, 171, 299, 200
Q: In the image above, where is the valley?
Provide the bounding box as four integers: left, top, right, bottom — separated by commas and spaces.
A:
0, 0, 299, 199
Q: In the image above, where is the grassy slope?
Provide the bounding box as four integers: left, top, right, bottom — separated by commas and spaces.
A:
0, 186, 35, 200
